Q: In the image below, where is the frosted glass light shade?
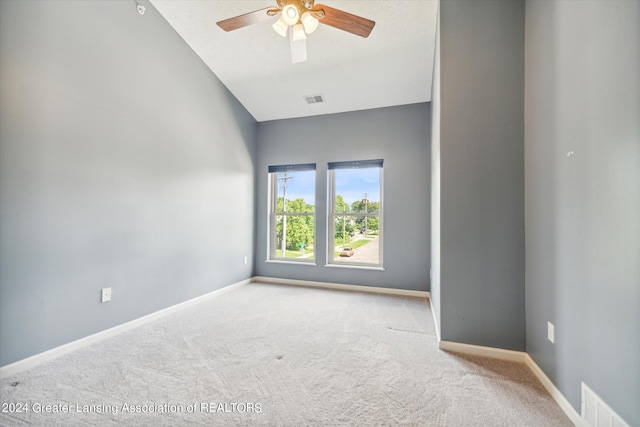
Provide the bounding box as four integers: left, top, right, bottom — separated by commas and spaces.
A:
301, 12, 318, 34
272, 17, 288, 37
292, 24, 307, 41
281, 4, 299, 26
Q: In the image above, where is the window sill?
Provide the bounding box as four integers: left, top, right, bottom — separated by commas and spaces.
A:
265, 260, 317, 266
324, 264, 385, 271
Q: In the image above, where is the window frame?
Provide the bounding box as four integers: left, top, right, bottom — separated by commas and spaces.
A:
327, 160, 384, 268
267, 164, 316, 264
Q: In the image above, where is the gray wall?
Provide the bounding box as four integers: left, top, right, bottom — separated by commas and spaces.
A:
525, 0, 640, 423
255, 104, 431, 291
439, 0, 526, 350
0, 0, 257, 366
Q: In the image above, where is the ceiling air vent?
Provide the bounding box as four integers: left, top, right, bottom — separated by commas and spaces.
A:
304, 95, 325, 104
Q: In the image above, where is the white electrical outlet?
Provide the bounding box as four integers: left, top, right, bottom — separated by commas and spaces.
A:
101, 287, 112, 303
243, 256, 248, 265
547, 321, 555, 343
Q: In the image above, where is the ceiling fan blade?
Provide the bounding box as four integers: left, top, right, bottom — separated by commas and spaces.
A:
290, 34, 307, 63
216, 7, 279, 32
312, 4, 375, 38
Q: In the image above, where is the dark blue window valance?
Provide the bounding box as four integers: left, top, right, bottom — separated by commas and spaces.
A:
328, 159, 383, 170
268, 163, 316, 173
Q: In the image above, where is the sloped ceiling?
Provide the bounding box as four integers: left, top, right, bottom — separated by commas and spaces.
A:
150, 0, 437, 122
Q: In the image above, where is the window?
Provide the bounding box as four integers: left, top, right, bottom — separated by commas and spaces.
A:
328, 160, 383, 267
268, 164, 316, 262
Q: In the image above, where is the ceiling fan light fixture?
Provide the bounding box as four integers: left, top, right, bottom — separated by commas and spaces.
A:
216, 2, 376, 64
292, 23, 307, 41
281, 4, 299, 26
272, 17, 288, 37
301, 12, 318, 34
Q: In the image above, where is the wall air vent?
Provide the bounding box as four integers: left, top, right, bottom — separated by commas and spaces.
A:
304, 95, 325, 104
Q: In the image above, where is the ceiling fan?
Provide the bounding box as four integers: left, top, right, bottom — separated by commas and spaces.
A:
216, 0, 375, 63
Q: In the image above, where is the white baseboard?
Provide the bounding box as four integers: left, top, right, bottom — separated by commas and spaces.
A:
525, 354, 583, 426
252, 276, 430, 299
439, 340, 526, 362
436, 339, 582, 426
0, 278, 251, 379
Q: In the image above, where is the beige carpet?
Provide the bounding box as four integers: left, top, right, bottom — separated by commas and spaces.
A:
0, 282, 572, 426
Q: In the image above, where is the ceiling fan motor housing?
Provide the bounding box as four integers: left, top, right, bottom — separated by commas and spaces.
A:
277, 0, 315, 10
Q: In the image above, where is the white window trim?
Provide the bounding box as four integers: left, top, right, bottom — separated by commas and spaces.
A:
327, 166, 384, 268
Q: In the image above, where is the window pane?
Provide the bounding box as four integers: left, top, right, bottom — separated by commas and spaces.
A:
334, 168, 380, 212
332, 215, 380, 264
275, 214, 314, 259
270, 167, 315, 262
275, 170, 315, 213
330, 165, 382, 266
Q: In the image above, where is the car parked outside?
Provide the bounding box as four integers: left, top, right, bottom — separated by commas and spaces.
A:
340, 247, 354, 257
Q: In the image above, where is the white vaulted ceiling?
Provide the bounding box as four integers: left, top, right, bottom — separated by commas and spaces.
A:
150, 0, 437, 122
